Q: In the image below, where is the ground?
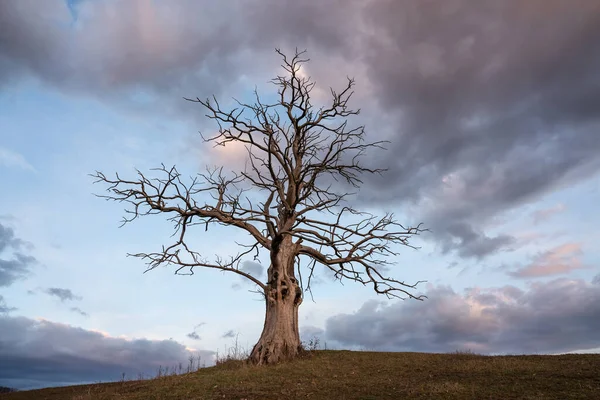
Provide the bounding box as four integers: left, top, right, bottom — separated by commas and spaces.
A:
2, 350, 599, 400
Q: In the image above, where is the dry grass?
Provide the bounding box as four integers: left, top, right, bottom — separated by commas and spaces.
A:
1, 350, 599, 400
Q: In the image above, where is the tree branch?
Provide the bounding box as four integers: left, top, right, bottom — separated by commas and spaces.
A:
93, 49, 426, 301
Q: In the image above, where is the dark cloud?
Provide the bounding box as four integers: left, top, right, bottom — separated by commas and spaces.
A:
0, 254, 35, 287
324, 276, 600, 354
508, 243, 586, 278
358, 0, 600, 257
1, 0, 599, 259
0, 0, 70, 86
0, 223, 23, 253
0, 223, 35, 287
0, 316, 214, 390
0, 0, 364, 126
44, 287, 82, 302
441, 222, 516, 259
221, 330, 236, 339
0, 0, 277, 118
186, 322, 206, 341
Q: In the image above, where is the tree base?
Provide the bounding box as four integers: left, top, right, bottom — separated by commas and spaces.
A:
249, 338, 303, 365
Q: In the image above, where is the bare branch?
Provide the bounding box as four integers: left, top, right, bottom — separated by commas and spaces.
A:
93, 48, 426, 303
91, 165, 269, 288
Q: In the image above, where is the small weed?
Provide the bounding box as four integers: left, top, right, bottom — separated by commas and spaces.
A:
302, 336, 321, 352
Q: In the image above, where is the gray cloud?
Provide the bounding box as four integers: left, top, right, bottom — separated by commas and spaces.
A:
221, 330, 236, 339
300, 325, 325, 342
0, 0, 363, 123
231, 261, 266, 291
44, 287, 82, 302
240, 261, 264, 279
0, 223, 35, 287
358, 0, 600, 257
0, 254, 34, 287
1, 0, 599, 260
1, 0, 279, 119
441, 222, 516, 259
0, 223, 24, 253
324, 275, 600, 354
0, 315, 214, 390
186, 322, 206, 341
69, 307, 88, 317
0, 295, 16, 314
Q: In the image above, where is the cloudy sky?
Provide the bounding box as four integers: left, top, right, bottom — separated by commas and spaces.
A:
1, 0, 599, 390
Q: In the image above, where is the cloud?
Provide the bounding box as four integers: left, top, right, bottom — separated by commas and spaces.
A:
186, 322, 206, 341
300, 325, 325, 342
356, 0, 600, 258
0, 316, 214, 390
440, 222, 516, 259
0, 223, 36, 287
0, 0, 274, 117
0, 223, 24, 253
0, 147, 36, 172
240, 261, 264, 279
231, 261, 266, 290
44, 287, 82, 302
70, 307, 88, 317
221, 330, 236, 339
508, 243, 586, 278
0, 296, 16, 314
324, 276, 600, 355
1, 0, 599, 260
0, 0, 362, 87
0, 254, 35, 287
531, 203, 567, 224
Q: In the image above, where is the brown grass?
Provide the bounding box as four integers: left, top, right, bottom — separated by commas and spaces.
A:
1, 350, 599, 399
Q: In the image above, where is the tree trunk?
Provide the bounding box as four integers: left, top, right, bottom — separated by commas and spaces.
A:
249, 235, 303, 364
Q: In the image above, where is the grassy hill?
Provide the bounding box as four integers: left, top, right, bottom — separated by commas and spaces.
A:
2, 350, 599, 399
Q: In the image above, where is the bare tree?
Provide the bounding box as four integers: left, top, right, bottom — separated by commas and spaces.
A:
92, 49, 426, 365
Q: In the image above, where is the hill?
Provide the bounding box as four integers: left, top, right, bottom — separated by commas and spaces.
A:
1, 350, 599, 399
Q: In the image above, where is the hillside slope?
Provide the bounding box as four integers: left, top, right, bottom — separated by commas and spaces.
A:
2, 350, 599, 399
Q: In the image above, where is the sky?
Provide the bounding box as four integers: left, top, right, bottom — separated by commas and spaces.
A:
1, 0, 599, 391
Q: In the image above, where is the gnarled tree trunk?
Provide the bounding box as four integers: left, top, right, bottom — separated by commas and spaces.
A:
249, 235, 303, 364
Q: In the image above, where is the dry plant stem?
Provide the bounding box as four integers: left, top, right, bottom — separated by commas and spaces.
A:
92, 49, 426, 365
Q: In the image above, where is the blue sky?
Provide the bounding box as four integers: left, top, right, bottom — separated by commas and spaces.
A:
1, 0, 599, 390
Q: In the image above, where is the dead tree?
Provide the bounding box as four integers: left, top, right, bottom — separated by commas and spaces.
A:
92, 49, 426, 365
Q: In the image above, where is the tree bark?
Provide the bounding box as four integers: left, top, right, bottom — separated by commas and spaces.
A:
249, 235, 303, 364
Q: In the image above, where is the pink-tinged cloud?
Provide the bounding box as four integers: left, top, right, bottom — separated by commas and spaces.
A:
531, 203, 567, 224
508, 243, 586, 278
324, 276, 600, 355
